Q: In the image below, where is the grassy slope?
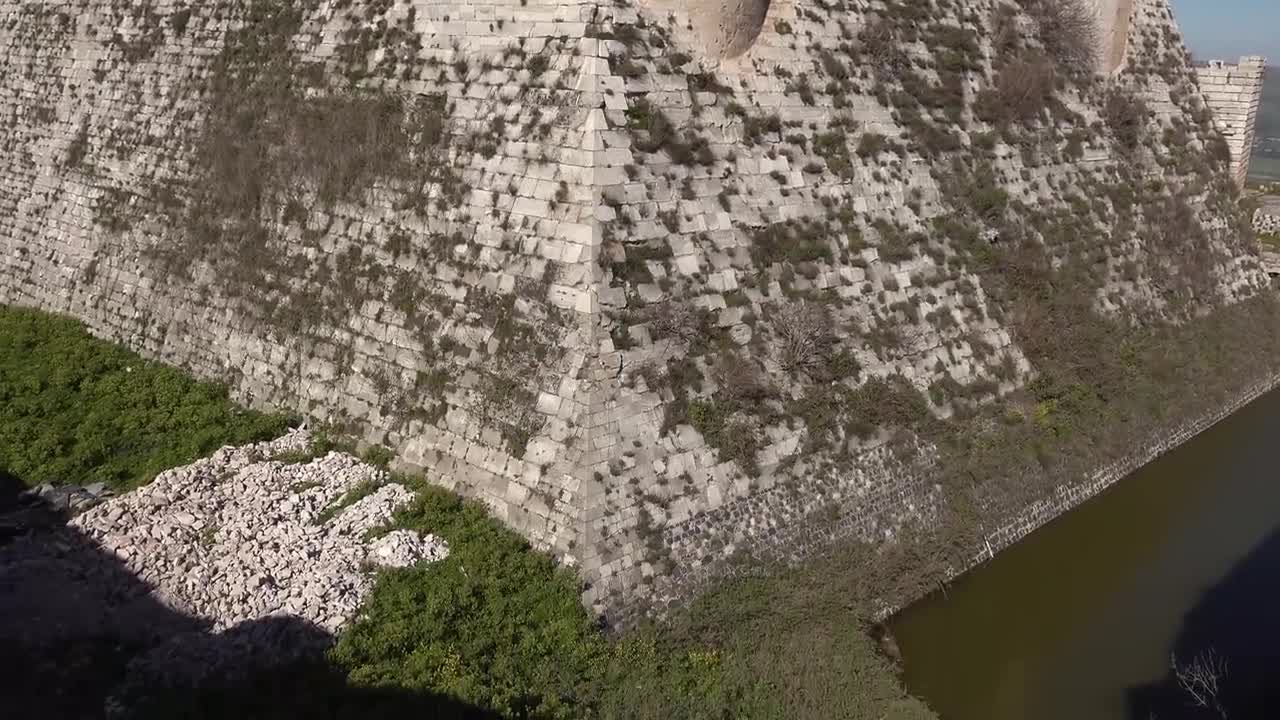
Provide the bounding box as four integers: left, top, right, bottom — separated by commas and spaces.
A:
1, 304, 934, 719
0, 305, 290, 490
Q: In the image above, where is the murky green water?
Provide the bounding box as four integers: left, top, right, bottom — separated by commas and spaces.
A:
892, 387, 1280, 720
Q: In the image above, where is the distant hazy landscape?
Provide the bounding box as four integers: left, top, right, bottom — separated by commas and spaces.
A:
1249, 66, 1280, 183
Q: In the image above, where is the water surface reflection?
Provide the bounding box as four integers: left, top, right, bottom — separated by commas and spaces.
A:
892, 388, 1280, 720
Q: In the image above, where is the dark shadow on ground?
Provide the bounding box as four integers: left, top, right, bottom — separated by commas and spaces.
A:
1126, 526, 1280, 719
0, 469, 498, 720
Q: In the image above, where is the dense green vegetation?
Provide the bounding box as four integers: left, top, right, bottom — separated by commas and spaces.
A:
119, 473, 935, 719
0, 305, 289, 490
2, 304, 931, 719
328, 480, 935, 719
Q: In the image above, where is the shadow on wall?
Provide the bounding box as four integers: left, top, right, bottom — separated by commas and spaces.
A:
0, 469, 496, 720
1125, 526, 1280, 719
681, 0, 771, 59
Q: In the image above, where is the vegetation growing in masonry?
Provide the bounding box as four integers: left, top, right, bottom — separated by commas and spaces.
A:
1, 0, 1272, 703
577, 0, 1274, 622
149, 0, 461, 319
106, 0, 573, 459
4, 303, 937, 719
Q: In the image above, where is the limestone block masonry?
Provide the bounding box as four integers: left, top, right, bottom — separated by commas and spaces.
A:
0, 0, 1269, 619
1195, 56, 1267, 188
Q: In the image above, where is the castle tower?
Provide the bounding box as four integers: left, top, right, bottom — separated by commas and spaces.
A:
1194, 56, 1267, 187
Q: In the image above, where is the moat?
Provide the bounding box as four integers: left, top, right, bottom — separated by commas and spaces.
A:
893, 385, 1280, 719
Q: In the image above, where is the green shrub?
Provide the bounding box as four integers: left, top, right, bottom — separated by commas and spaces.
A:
361, 444, 395, 468
793, 374, 931, 451
331, 485, 605, 718
750, 220, 833, 266
314, 479, 383, 525
856, 132, 888, 158
687, 399, 762, 475
592, 567, 940, 720
0, 306, 289, 490
331, 481, 938, 720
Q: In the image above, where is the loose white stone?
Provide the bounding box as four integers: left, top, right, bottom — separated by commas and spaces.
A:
66, 430, 444, 635
368, 530, 450, 568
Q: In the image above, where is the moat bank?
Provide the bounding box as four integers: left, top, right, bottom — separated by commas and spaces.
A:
892, 383, 1280, 719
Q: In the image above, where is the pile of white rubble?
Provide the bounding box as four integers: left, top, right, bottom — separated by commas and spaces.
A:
71, 429, 448, 633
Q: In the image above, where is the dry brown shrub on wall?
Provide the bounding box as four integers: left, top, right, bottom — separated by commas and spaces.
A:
1205, 133, 1232, 171
771, 301, 835, 373
1104, 89, 1150, 151
712, 353, 770, 405
991, 53, 1058, 124
284, 95, 410, 205
1022, 0, 1098, 76
646, 301, 706, 343
859, 18, 910, 81
992, 4, 1022, 58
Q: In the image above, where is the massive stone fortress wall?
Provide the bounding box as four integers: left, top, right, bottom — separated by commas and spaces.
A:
1195, 56, 1267, 187
0, 0, 606, 575
0, 0, 1267, 617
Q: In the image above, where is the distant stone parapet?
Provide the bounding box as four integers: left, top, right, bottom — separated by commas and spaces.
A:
1195, 56, 1267, 188
0, 0, 1268, 620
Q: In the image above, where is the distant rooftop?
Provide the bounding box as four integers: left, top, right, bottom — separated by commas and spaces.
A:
1193, 55, 1267, 68
1257, 195, 1280, 215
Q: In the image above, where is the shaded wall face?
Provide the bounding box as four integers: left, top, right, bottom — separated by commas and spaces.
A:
637, 0, 770, 60
0, 0, 1265, 622
1088, 0, 1135, 73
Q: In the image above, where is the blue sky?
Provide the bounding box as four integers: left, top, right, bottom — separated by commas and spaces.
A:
1170, 0, 1280, 64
